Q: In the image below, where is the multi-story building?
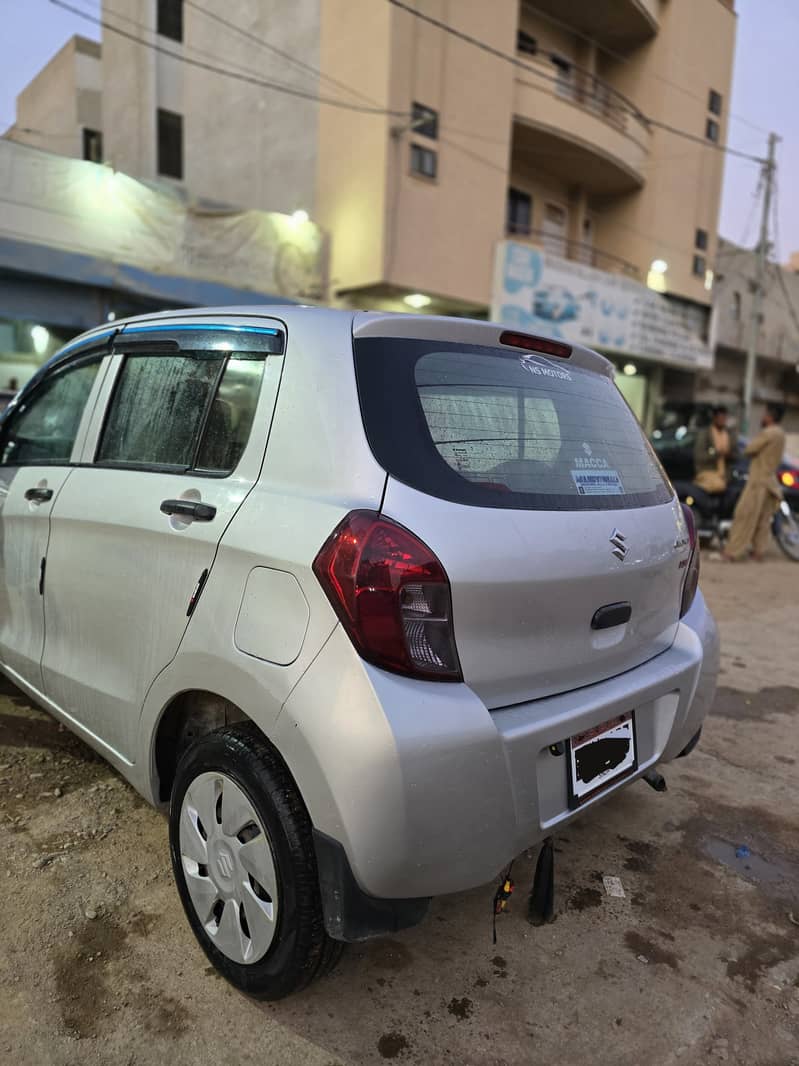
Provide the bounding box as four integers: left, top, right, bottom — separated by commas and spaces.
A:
707, 239, 799, 434
5, 0, 738, 423
5, 34, 103, 163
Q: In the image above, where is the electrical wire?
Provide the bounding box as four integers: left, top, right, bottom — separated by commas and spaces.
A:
65, 0, 307, 89
385, 0, 767, 164
183, 0, 378, 106
520, 0, 770, 137
48, 0, 410, 117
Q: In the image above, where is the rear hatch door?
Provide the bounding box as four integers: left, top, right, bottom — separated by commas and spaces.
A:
353, 319, 690, 707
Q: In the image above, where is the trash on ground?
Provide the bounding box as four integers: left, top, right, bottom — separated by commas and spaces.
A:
603, 876, 626, 898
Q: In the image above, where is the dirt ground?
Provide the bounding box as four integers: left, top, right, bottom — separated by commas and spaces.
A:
1, 551, 797, 1066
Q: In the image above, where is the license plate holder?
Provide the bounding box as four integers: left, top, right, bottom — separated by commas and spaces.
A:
567, 712, 637, 808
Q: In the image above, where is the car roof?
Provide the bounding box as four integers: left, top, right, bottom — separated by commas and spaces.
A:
45, 305, 614, 380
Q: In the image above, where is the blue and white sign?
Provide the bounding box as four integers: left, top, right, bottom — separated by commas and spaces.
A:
492, 241, 712, 370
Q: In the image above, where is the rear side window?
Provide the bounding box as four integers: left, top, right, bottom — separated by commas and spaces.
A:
353, 339, 672, 511
97, 350, 266, 473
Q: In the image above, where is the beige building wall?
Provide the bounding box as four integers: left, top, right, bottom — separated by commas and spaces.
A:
5, 36, 101, 160
598, 0, 736, 303
316, 0, 393, 294
380, 0, 517, 307
100, 0, 322, 214
321, 0, 735, 312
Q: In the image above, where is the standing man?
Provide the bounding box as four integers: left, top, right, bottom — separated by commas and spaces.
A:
724, 404, 786, 561
693, 405, 737, 495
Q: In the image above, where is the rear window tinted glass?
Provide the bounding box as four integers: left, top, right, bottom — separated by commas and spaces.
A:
353, 339, 672, 511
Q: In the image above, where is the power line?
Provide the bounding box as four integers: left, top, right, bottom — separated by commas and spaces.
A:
69, 0, 351, 101
49, 0, 409, 117
183, 0, 377, 106
385, 0, 766, 164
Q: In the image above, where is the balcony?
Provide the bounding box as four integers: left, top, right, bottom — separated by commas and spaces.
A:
506, 227, 641, 281
519, 0, 659, 52
513, 66, 651, 195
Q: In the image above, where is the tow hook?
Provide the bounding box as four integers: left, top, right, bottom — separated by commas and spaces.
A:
642, 768, 667, 792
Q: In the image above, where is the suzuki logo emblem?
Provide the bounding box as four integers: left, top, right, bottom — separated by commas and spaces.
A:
610, 528, 628, 561
214, 845, 235, 881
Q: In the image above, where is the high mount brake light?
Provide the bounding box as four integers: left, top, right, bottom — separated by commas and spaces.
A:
313, 511, 462, 681
680, 503, 700, 618
498, 331, 572, 359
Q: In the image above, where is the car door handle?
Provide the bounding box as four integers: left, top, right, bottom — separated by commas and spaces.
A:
160, 498, 217, 522
24, 487, 54, 502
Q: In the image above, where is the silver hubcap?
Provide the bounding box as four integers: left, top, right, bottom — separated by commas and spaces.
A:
179, 771, 278, 965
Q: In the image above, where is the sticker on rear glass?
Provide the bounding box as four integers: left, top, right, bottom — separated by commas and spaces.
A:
571, 469, 624, 495
519, 354, 572, 382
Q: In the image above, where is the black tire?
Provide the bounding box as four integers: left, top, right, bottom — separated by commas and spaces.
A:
169, 722, 343, 999
774, 508, 799, 562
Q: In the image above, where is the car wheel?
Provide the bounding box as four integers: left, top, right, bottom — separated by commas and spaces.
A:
169, 722, 343, 999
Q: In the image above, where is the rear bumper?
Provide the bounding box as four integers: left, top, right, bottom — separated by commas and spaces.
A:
276, 589, 718, 906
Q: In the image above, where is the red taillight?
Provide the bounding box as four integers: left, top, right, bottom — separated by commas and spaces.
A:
680, 503, 700, 618
312, 510, 462, 681
499, 331, 572, 359
780, 469, 797, 489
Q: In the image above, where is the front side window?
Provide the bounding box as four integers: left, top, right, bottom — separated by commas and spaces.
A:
354, 338, 672, 512
0, 357, 100, 465
97, 350, 266, 474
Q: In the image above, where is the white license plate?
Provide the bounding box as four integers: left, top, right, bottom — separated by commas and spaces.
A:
568, 713, 636, 806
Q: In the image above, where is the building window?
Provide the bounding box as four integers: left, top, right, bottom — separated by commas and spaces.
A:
157, 108, 183, 180
411, 102, 438, 140
410, 143, 437, 179
517, 30, 537, 56
695, 228, 708, 251
551, 54, 573, 98
692, 254, 706, 277
82, 128, 103, 163
708, 89, 723, 116
731, 291, 741, 320
705, 118, 720, 143
507, 187, 532, 236
157, 0, 183, 42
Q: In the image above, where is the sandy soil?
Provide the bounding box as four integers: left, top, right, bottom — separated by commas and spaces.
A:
0, 551, 797, 1066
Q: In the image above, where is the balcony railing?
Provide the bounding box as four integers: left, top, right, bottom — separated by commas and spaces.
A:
506, 226, 642, 281
516, 52, 650, 144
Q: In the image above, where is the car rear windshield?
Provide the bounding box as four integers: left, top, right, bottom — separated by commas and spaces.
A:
353, 338, 673, 511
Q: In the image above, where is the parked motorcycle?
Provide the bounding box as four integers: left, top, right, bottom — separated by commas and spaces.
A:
673, 466, 799, 561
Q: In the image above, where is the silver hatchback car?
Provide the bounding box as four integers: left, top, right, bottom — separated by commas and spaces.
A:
0, 307, 718, 998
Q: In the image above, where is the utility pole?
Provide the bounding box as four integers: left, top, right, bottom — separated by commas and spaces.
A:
742, 132, 779, 436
